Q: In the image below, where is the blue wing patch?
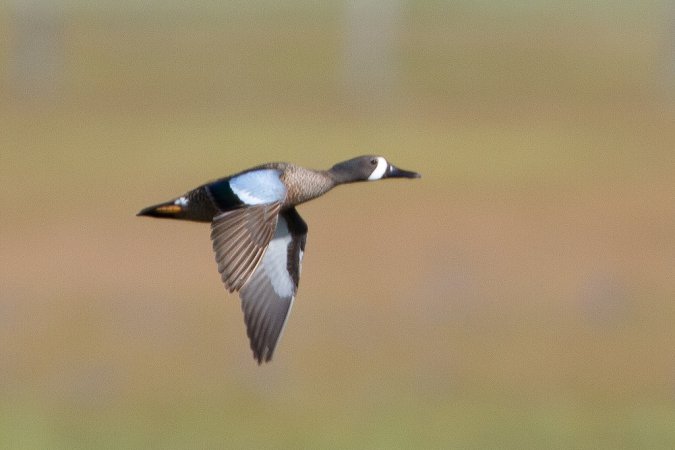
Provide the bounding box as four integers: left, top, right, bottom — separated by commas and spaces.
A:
229, 169, 286, 205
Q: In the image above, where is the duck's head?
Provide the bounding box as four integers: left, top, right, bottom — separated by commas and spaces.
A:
330, 155, 421, 184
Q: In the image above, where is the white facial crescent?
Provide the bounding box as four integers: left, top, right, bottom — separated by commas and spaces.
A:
368, 157, 388, 181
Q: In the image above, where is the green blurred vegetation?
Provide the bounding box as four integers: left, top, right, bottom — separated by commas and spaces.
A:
1, 1, 674, 448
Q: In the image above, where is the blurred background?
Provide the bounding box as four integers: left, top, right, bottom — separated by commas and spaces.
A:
1, 1, 674, 448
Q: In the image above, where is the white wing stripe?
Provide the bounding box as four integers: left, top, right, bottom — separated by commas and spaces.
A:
261, 218, 294, 297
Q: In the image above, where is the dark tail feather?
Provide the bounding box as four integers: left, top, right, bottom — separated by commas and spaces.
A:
137, 200, 183, 219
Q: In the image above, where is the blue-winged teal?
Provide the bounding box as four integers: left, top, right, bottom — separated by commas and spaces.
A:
138, 155, 420, 363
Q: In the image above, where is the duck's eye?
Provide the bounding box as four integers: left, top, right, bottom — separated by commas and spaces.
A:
370, 158, 378, 165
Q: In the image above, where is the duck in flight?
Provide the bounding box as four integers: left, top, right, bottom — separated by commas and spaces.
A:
138, 155, 420, 363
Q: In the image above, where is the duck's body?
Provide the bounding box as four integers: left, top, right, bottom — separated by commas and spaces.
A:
138, 155, 419, 363
139, 162, 338, 222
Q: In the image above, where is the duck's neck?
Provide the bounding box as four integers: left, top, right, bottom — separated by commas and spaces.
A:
327, 167, 361, 185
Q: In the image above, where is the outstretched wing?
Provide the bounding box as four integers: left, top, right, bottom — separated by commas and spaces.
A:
239, 208, 308, 363
210, 202, 282, 293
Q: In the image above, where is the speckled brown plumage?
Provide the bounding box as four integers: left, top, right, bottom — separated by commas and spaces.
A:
278, 164, 337, 207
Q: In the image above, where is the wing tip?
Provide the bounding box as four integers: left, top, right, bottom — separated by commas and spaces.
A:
252, 347, 274, 365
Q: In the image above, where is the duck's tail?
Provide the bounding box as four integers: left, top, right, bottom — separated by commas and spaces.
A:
137, 199, 184, 219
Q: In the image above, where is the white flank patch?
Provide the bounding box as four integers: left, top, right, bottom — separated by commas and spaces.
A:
298, 249, 304, 275
368, 156, 388, 181
230, 169, 286, 205
174, 196, 189, 206
263, 218, 294, 297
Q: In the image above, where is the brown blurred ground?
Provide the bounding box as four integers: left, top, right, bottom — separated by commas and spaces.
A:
1, 2, 674, 448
